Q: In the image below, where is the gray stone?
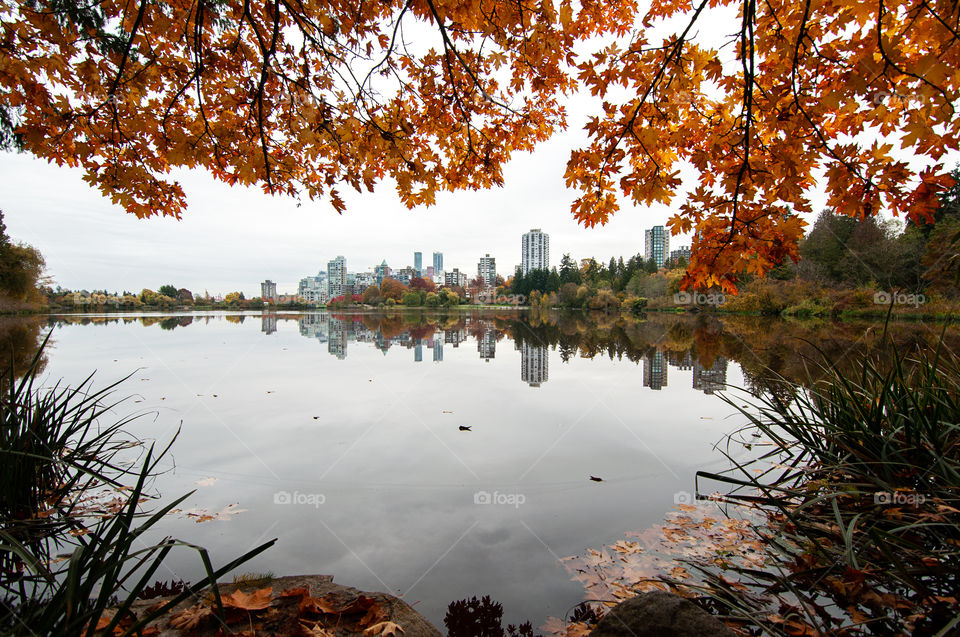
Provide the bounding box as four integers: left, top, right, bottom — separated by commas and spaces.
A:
589, 591, 735, 637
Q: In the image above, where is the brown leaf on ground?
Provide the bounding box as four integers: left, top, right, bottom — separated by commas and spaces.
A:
300, 592, 378, 617
222, 587, 274, 611
298, 620, 337, 636
168, 604, 213, 631
363, 620, 404, 637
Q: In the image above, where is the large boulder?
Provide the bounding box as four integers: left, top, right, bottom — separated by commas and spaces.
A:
589, 591, 735, 637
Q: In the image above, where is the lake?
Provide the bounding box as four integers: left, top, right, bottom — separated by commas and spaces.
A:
7, 310, 956, 630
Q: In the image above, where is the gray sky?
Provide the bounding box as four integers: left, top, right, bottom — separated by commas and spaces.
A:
1, 131, 691, 298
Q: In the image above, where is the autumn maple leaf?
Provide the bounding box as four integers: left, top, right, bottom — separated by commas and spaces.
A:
222, 587, 274, 611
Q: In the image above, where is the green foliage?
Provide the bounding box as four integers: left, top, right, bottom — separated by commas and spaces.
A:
157, 284, 178, 298
0, 213, 45, 303
402, 291, 422, 306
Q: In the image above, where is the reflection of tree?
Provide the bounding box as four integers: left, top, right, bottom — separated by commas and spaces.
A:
0, 317, 46, 387
444, 596, 541, 637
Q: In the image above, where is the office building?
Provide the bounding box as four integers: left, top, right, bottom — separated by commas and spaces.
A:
444, 268, 467, 288
374, 260, 391, 283
433, 251, 443, 274
645, 226, 670, 269
414, 252, 422, 275
521, 229, 549, 274
670, 246, 691, 264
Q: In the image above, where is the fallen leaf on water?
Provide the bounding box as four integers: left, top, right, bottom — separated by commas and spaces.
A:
195, 477, 218, 487
222, 587, 273, 611
168, 604, 213, 630
363, 621, 404, 637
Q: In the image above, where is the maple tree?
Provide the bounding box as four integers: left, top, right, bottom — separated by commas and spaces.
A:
2, 0, 958, 288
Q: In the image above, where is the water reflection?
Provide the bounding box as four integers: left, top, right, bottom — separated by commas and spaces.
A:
46, 310, 960, 393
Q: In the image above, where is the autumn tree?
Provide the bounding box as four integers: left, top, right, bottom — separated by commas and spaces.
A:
409, 276, 436, 294
0, 211, 45, 303
3, 0, 957, 289
361, 285, 381, 304
379, 277, 406, 301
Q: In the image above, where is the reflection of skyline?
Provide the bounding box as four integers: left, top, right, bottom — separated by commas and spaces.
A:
288, 314, 729, 392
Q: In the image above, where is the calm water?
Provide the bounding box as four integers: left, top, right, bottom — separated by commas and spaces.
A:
14, 310, 957, 629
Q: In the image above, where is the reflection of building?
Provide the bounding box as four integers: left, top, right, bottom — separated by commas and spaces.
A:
667, 350, 694, 370
298, 312, 329, 342
328, 316, 348, 359
414, 341, 423, 362
479, 330, 496, 361
521, 229, 549, 274
261, 314, 277, 334
643, 350, 668, 390
433, 341, 444, 362
645, 226, 670, 269
478, 254, 496, 286
693, 357, 728, 394
328, 256, 347, 298
521, 341, 549, 387
260, 280, 277, 301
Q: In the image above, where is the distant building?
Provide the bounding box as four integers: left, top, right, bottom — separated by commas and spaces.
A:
444, 268, 467, 288
478, 254, 496, 286
394, 266, 418, 285
374, 260, 391, 283
260, 280, 277, 301
414, 252, 422, 275
433, 251, 443, 274
426, 266, 435, 279
521, 341, 549, 387
645, 226, 670, 269
328, 256, 347, 298
353, 272, 376, 296
298, 274, 328, 304
521, 229, 549, 274
670, 246, 691, 264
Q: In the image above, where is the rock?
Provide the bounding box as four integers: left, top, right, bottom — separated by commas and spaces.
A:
123, 574, 442, 637
589, 591, 735, 637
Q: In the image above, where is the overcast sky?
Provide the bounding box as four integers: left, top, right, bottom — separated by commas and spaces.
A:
1, 126, 700, 298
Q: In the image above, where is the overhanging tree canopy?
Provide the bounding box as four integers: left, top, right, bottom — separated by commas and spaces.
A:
1, 0, 957, 290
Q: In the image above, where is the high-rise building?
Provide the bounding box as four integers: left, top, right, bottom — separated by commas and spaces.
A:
478, 254, 496, 286
521, 229, 549, 274
414, 252, 422, 275
645, 226, 671, 269
327, 256, 347, 298
260, 280, 277, 300
433, 251, 443, 274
